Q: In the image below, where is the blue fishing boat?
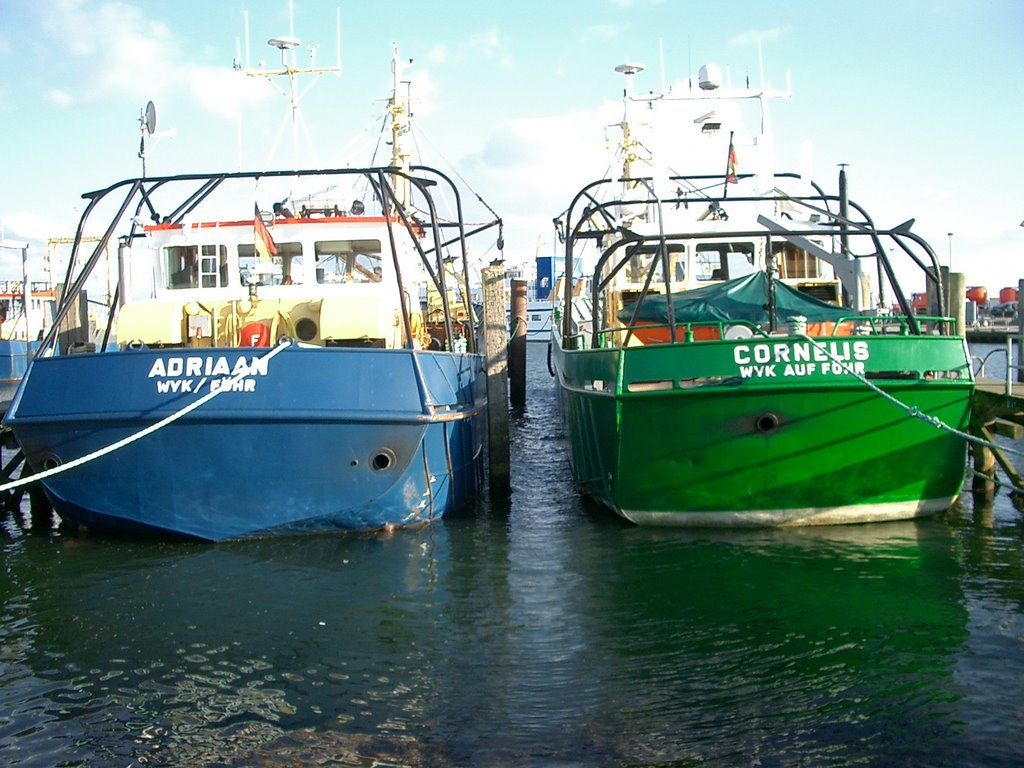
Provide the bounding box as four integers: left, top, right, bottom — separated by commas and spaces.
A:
0, 279, 53, 407
2, 46, 501, 540
0, 341, 36, 408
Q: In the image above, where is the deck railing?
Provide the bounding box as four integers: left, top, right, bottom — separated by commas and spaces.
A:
973, 336, 1022, 396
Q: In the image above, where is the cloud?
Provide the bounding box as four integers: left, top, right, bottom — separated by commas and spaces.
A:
729, 27, 790, 47
583, 23, 620, 42
191, 66, 275, 121
426, 44, 449, 66
38, 0, 182, 106
608, 0, 665, 7
44, 89, 75, 109
408, 68, 439, 117
456, 26, 513, 70
467, 27, 503, 58
0, 210, 66, 278
1, 210, 60, 244
447, 103, 624, 256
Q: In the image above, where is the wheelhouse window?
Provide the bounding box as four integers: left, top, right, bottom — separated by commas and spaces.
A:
164, 244, 228, 289
774, 242, 822, 279
315, 239, 383, 284
238, 241, 304, 286
695, 242, 755, 281
624, 242, 686, 283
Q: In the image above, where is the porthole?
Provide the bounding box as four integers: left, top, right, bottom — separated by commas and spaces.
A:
296, 317, 318, 341
370, 448, 396, 472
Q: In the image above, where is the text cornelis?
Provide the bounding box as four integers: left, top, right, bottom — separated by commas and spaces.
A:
733, 340, 870, 379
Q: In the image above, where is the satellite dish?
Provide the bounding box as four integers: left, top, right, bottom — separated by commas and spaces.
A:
268, 36, 301, 50
614, 63, 645, 76
142, 100, 156, 135
139, 100, 157, 176
698, 64, 722, 91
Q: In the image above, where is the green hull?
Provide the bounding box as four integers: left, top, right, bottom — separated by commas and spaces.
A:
553, 334, 973, 526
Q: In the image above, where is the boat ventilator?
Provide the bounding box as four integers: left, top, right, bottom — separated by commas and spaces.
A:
0, 338, 293, 494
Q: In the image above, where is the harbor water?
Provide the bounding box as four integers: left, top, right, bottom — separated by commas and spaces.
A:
2, 345, 1023, 767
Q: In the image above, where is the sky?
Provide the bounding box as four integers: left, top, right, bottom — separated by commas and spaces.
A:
1, 0, 1022, 299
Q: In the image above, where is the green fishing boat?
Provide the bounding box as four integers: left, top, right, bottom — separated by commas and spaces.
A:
549, 61, 973, 526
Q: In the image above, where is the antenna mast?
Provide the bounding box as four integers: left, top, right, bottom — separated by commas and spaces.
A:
389, 43, 412, 208
236, 6, 342, 170
613, 62, 645, 183
138, 100, 156, 177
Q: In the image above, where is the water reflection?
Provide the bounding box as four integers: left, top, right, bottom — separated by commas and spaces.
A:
2, 503, 979, 766
1, 531, 456, 765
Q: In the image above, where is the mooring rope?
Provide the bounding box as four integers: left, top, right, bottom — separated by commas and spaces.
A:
508, 316, 526, 346
798, 333, 1024, 461
968, 466, 1022, 492
0, 339, 293, 493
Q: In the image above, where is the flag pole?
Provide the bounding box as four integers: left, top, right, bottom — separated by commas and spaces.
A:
722, 130, 736, 199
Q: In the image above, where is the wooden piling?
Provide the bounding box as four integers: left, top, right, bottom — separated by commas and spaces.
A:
970, 424, 997, 496
1017, 278, 1024, 383
972, 380, 1024, 498
950, 271, 966, 338
482, 265, 510, 496
509, 279, 527, 407
55, 285, 90, 353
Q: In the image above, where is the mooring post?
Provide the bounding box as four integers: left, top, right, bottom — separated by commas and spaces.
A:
1017, 278, 1024, 383
55, 284, 90, 353
482, 265, 510, 496
29, 486, 52, 531
971, 432, 997, 497
949, 271, 966, 338
509, 279, 527, 407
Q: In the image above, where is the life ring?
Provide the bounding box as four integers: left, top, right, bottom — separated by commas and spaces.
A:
241, 321, 270, 347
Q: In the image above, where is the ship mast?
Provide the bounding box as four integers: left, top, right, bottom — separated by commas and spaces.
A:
614, 63, 645, 185
388, 44, 412, 209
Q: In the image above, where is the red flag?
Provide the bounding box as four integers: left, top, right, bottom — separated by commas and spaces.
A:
254, 204, 278, 260
727, 144, 738, 183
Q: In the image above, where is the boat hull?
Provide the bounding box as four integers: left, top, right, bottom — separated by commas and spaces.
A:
553, 335, 973, 526
4, 344, 485, 540
0, 339, 38, 407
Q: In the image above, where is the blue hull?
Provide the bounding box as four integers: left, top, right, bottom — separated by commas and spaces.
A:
0, 340, 38, 407
4, 344, 486, 540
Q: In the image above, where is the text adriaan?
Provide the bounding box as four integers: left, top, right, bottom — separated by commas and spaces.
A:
147, 355, 268, 394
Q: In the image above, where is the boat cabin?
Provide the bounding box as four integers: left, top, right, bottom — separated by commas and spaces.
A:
116, 212, 430, 350
610, 230, 842, 323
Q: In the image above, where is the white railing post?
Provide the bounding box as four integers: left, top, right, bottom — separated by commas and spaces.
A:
1007, 335, 1014, 397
